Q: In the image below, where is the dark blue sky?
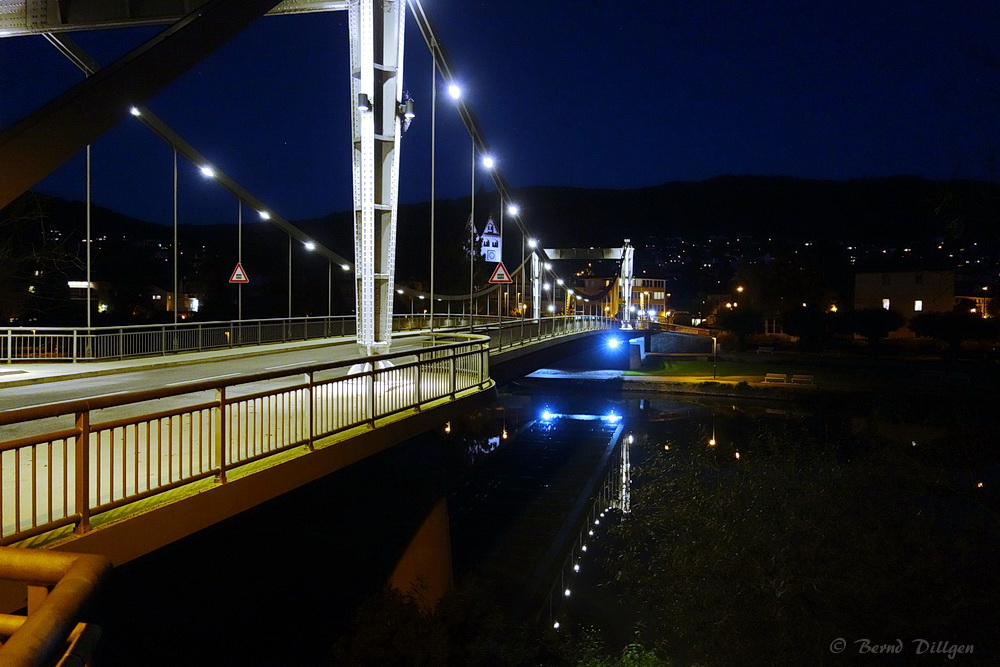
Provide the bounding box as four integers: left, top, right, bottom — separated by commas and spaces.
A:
1, 0, 998, 225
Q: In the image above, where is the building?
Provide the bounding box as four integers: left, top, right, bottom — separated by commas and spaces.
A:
854, 269, 993, 321
479, 216, 502, 263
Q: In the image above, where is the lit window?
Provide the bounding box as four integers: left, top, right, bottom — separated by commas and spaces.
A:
914, 300, 922, 312
882, 298, 890, 310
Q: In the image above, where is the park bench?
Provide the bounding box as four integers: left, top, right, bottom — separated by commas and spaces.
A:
756, 346, 775, 354
791, 374, 815, 385
763, 373, 787, 383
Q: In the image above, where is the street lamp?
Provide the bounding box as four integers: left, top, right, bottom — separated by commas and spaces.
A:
712, 335, 717, 378
470, 151, 495, 329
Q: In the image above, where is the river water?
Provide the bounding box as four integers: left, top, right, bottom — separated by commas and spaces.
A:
87, 383, 998, 665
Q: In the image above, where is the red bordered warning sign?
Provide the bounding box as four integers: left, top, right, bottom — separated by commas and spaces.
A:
488, 261, 513, 284
229, 263, 249, 284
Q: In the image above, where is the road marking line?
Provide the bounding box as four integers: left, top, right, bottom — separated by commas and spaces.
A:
166, 372, 240, 386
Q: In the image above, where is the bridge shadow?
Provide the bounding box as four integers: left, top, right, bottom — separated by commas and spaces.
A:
89, 435, 449, 667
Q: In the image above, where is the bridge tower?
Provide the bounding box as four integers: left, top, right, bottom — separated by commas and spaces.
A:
535, 241, 635, 321
350, 0, 406, 354
619, 239, 635, 329
531, 252, 542, 319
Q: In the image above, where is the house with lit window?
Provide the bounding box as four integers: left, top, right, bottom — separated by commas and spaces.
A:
854, 269, 993, 330
580, 276, 670, 321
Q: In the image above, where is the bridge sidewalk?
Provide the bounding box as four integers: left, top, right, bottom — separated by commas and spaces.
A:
0, 337, 359, 389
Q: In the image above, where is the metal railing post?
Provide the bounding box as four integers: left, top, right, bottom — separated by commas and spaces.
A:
415, 359, 422, 410
368, 368, 377, 428
450, 353, 457, 399
307, 371, 316, 451
215, 387, 228, 483
73, 411, 91, 535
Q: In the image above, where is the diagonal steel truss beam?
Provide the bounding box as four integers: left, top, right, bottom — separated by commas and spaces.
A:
0, 0, 284, 210
42, 32, 352, 270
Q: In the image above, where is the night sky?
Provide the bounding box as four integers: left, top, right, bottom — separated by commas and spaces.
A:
1, 0, 998, 227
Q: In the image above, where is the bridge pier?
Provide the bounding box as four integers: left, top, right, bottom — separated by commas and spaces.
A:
387, 498, 453, 610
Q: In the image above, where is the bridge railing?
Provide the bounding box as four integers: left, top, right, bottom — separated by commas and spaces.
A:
476, 315, 613, 352
1, 316, 360, 363
0, 334, 490, 547
0, 547, 112, 667
1, 314, 613, 363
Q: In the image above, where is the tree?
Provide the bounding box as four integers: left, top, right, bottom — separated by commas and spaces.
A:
909, 311, 999, 358
0, 193, 81, 324
713, 308, 763, 351
843, 307, 905, 355
780, 307, 838, 349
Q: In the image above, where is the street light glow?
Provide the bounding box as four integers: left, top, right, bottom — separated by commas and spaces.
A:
508, 204, 519, 215
448, 83, 461, 99
199, 165, 215, 178
129, 106, 141, 117
528, 239, 537, 248
304, 241, 316, 251
482, 155, 494, 169
258, 210, 271, 220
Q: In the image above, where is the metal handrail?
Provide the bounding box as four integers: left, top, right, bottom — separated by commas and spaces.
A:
0, 547, 112, 667
1, 314, 614, 363
0, 333, 491, 546
0, 319, 614, 546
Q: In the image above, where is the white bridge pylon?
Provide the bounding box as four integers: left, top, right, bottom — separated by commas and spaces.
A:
534, 240, 634, 322
351, 0, 405, 355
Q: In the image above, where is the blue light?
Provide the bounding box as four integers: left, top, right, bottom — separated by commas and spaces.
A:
607, 337, 620, 349
541, 409, 554, 422
603, 412, 621, 423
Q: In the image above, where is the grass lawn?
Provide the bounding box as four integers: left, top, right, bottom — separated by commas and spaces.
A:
623, 356, 944, 391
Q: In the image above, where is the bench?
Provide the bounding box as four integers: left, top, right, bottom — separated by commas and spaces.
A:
763, 373, 787, 383
756, 346, 775, 355
790, 374, 815, 385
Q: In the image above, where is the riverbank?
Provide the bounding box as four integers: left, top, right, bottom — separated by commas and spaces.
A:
526, 353, 999, 401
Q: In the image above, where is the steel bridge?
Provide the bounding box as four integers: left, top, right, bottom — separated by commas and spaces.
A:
0, 2, 631, 661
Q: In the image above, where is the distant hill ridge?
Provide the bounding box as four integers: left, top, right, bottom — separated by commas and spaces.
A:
15, 175, 995, 253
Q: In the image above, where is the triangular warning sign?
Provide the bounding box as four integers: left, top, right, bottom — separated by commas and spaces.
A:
488, 261, 513, 284
229, 263, 249, 284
